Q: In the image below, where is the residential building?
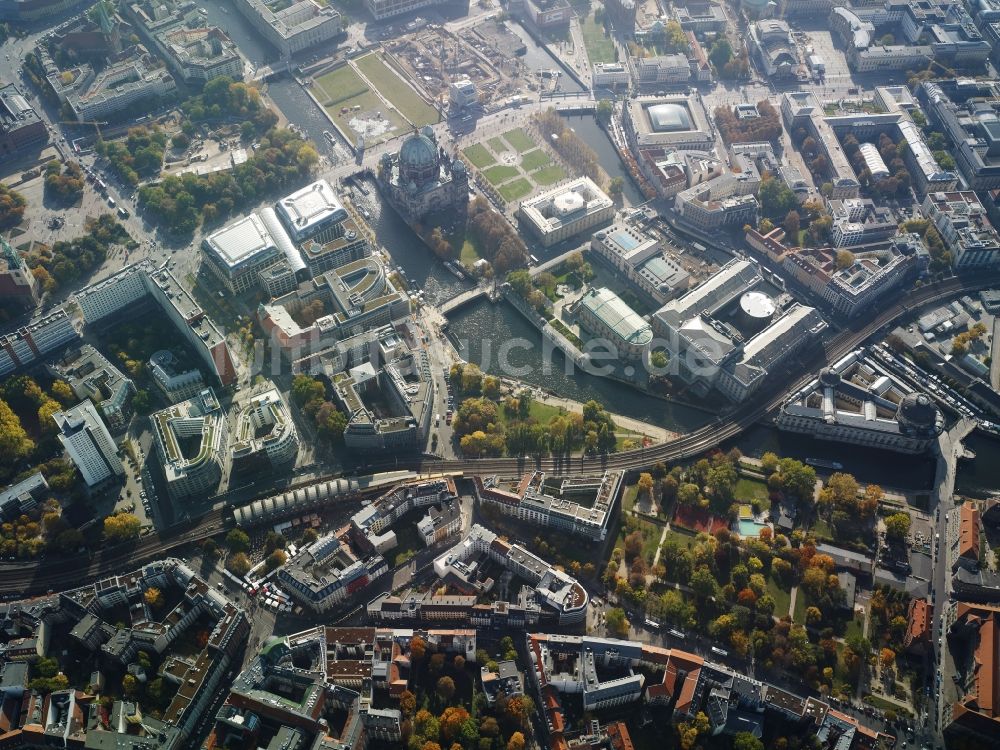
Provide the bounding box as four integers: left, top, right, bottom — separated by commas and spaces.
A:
0, 472, 48, 521
350, 478, 458, 552
276, 529, 389, 612
233, 0, 341, 57
829, 198, 896, 247
151, 388, 228, 499
0, 307, 79, 378
519, 177, 615, 247
52, 401, 123, 487
432, 524, 589, 624
148, 350, 205, 403
922, 190, 1000, 269
0, 84, 47, 159
904, 598, 932, 653
51, 345, 135, 432
231, 385, 299, 471
64, 52, 176, 121
573, 287, 653, 361
377, 128, 469, 221
944, 601, 1000, 743
953, 502, 982, 572
776, 350, 945, 454
74, 261, 237, 386
473, 470, 622, 541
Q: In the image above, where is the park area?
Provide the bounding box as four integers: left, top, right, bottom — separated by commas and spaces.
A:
580, 13, 616, 65
461, 128, 567, 203
313, 54, 439, 146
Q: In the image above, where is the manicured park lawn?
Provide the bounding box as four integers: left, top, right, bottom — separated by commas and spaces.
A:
580, 13, 616, 64
503, 128, 535, 153
459, 238, 481, 265
483, 164, 520, 185
488, 136, 508, 153
735, 477, 769, 503
616, 516, 662, 564
355, 53, 439, 126
499, 177, 533, 201
532, 164, 567, 185
462, 143, 495, 169
315, 66, 407, 143
793, 588, 808, 624
766, 576, 792, 618
520, 149, 551, 171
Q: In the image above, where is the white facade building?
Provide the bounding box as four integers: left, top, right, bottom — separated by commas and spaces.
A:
233, 0, 341, 57
519, 177, 614, 247
53, 401, 123, 487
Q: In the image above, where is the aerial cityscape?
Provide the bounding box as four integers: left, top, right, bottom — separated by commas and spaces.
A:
0, 0, 997, 748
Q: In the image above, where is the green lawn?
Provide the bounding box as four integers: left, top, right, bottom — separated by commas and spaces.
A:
845, 615, 865, 641
483, 164, 520, 185
521, 149, 551, 171
622, 484, 639, 513
462, 143, 495, 169
580, 13, 616, 64
355, 53, 439, 126
314, 66, 407, 144
616, 516, 662, 564
662, 527, 697, 549
459, 238, 481, 265
498, 177, 533, 202
793, 588, 807, 624
488, 136, 508, 153
503, 128, 535, 154
766, 576, 792, 618
531, 164, 566, 186
735, 477, 769, 503
495, 399, 565, 428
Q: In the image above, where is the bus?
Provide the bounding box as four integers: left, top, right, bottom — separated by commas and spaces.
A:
644, 618, 661, 631
710, 646, 729, 657
668, 629, 686, 640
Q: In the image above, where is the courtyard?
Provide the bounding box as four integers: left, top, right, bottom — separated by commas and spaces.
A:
461, 127, 567, 203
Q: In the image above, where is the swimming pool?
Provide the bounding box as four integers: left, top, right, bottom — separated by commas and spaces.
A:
738, 519, 769, 538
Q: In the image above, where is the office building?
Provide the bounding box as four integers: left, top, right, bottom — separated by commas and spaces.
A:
377, 127, 470, 222
473, 470, 622, 542
0, 307, 79, 378
259, 256, 409, 362
449, 76, 478, 108
74, 261, 236, 386
53, 401, 123, 487
633, 54, 691, 86
51, 345, 135, 432
519, 177, 614, 247
673, 174, 759, 232
350, 478, 458, 553
776, 350, 945, 454
828, 198, 896, 247
922, 191, 1000, 269
0, 84, 47, 158
64, 53, 176, 121
774, 234, 927, 317
592, 62, 629, 88
519, 0, 572, 29
275, 179, 350, 244
151, 388, 228, 499
231, 385, 299, 471
234, 0, 341, 57
574, 287, 653, 361
202, 212, 289, 295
